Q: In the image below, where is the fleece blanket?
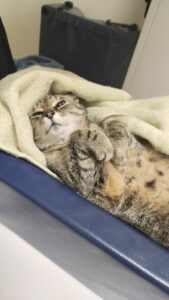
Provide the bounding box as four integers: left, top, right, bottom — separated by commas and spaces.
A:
1, 66, 169, 179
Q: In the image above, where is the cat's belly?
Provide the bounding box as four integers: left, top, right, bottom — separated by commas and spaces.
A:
123, 148, 169, 207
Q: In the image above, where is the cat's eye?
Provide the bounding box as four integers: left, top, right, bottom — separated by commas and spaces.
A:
32, 111, 43, 117
55, 100, 66, 109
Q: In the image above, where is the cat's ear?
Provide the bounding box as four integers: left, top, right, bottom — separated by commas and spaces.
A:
65, 91, 74, 96
48, 83, 58, 95
73, 96, 87, 111
41, 94, 51, 104
77, 97, 88, 108
58, 91, 74, 96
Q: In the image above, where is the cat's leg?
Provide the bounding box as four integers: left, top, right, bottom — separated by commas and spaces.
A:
67, 128, 114, 196
70, 126, 113, 162
100, 118, 138, 166
45, 144, 101, 197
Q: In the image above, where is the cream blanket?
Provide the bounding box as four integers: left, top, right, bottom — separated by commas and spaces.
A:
0, 66, 169, 178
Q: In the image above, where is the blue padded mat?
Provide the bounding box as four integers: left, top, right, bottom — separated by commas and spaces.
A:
0, 151, 169, 293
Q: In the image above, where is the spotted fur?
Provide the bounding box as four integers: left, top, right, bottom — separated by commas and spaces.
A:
30, 94, 169, 249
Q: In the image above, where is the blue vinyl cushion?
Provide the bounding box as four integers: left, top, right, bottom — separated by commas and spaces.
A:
0, 151, 169, 293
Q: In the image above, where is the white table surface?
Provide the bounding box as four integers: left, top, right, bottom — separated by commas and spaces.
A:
0, 223, 101, 300
0, 181, 168, 300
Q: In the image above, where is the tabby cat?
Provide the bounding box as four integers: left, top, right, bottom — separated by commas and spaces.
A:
30, 93, 169, 248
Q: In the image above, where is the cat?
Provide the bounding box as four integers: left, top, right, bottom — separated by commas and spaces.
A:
30, 93, 169, 249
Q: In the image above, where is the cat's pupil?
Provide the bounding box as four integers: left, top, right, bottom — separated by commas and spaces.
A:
32, 111, 43, 117
55, 100, 66, 109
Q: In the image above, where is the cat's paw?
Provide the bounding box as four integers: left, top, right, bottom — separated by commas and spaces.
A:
88, 129, 113, 162
102, 120, 130, 141
70, 129, 113, 162
101, 119, 132, 165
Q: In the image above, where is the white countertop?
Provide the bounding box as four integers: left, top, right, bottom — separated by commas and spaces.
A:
0, 181, 168, 300
0, 223, 101, 300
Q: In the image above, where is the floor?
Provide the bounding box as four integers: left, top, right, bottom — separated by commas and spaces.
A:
0, 181, 168, 300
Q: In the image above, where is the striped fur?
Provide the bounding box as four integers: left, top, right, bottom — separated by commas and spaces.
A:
30, 94, 169, 249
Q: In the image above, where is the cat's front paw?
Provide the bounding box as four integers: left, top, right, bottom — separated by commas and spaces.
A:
70, 129, 113, 162
101, 119, 132, 165
88, 129, 113, 162
102, 120, 130, 140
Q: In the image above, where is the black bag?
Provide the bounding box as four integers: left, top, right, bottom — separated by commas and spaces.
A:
0, 17, 16, 80
39, 2, 139, 88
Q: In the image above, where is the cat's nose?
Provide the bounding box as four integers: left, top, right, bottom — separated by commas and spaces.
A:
45, 111, 55, 119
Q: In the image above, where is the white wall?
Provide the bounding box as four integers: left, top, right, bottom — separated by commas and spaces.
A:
0, 0, 54, 58
123, 0, 169, 98
0, 0, 146, 58
73, 0, 146, 28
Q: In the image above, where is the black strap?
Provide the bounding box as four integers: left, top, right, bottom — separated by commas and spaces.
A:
58, 1, 73, 11
64, 1, 73, 9
106, 19, 138, 31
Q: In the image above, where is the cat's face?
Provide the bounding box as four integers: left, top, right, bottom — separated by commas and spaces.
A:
30, 94, 86, 148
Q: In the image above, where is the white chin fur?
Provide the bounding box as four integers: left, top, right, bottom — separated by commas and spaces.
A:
50, 114, 82, 142
44, 117, 52, 131
52, 112, 81, 126
44, 112, 83, 143
53, 112, 62, 124
50, 122, 77, 142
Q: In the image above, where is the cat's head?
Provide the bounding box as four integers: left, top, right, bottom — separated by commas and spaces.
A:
30, 93, 87, 149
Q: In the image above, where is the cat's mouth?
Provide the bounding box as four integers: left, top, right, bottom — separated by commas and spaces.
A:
46, 121, 62, 134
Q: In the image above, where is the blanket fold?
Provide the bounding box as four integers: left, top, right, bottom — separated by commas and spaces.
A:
0, 66, 169, 177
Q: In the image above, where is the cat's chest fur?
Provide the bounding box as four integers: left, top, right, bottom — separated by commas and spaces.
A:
52, 122, 79, 144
